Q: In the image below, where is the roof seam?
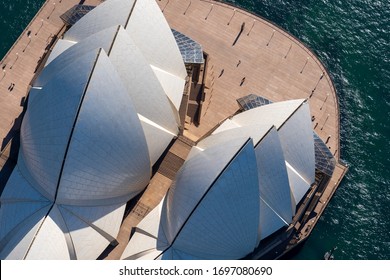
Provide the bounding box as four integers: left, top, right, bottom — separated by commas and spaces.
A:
107, 25, 122, 56
56, 206, 78, 260
277, 101, 305, 131
0, 202, 51, 257
53, 48, 102, 201
253, 125, 275, 148
22, 204, 53, 259
124, 0, 138, 28
260, 197, 289, 226
285, 161, 311, 185
156, 138, 252, 259
12, 164, 53, 201
60, 205, 117, 243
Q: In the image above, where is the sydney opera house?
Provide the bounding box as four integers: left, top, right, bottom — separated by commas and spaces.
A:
0, 0, 342, 260
122, 98, 314, 260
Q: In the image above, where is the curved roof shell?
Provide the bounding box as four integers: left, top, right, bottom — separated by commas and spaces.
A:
161, 137, 260, 259
0, 0, 186, 260
63, 0, 187, 110
24, 49, 151, 205
216, 99, 315, 204
122, 100, 315, 260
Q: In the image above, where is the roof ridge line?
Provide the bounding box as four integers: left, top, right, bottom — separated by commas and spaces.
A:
53, 48, 102, 202
260, 197, 289, 226
125, 0, 138, 28
55, 205, 77, 259
278, 100, 305, 131
59, 205, 118, 243
156, 138, 253, 259
107, 25, 122, 56
0, 202, 52, 257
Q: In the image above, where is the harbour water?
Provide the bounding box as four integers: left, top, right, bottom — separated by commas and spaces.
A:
0, 0, 389, 259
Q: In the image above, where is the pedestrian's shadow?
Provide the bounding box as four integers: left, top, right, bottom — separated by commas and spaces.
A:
1, 99, 25, 151
0, 131, 20, 196
0, 96, 27, 195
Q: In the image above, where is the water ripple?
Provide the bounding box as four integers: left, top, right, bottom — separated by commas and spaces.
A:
226, 0, 389, 260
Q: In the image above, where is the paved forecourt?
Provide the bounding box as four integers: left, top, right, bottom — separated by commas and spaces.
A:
158, 0, 341, 160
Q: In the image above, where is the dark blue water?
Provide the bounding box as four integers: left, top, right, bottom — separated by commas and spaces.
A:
1, 0, 389, 259
0, 0, 44, 56
224, 0, 390, 260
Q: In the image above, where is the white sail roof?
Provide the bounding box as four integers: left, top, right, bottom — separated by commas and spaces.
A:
1, 0, 187, 260
22, 49, 152, 205
20, 50, 100, 201
259, 198, 289, 240
63, 0, 135, 42
162, 139, 260, 259
121, 201, 168, 260
220, 100, 315, 204
0, 49, 149, 259
229, 99, 305, 129
286, 163, 312, 204
123, 99, 316, 260
56, 50, 151, 205
0, 166, 51, 259
125, 0, 187, 80
37, 26, 119, 86
0, 206, 49, 260
3, 202, 126, 260
38, 26, 179, 133
108, 27, 180, 136
162, 137, 258, 244
122, 136, 261, 260
64, 0, 186, 110
277, 102, 315, 186
44, 39, 76, 66
205, 124, 273, 149
41, 26, 182, 164
255, 127, 294, 226
151, 66, 186, 110
0, 165, 126, 259
212, 125, 294, 240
